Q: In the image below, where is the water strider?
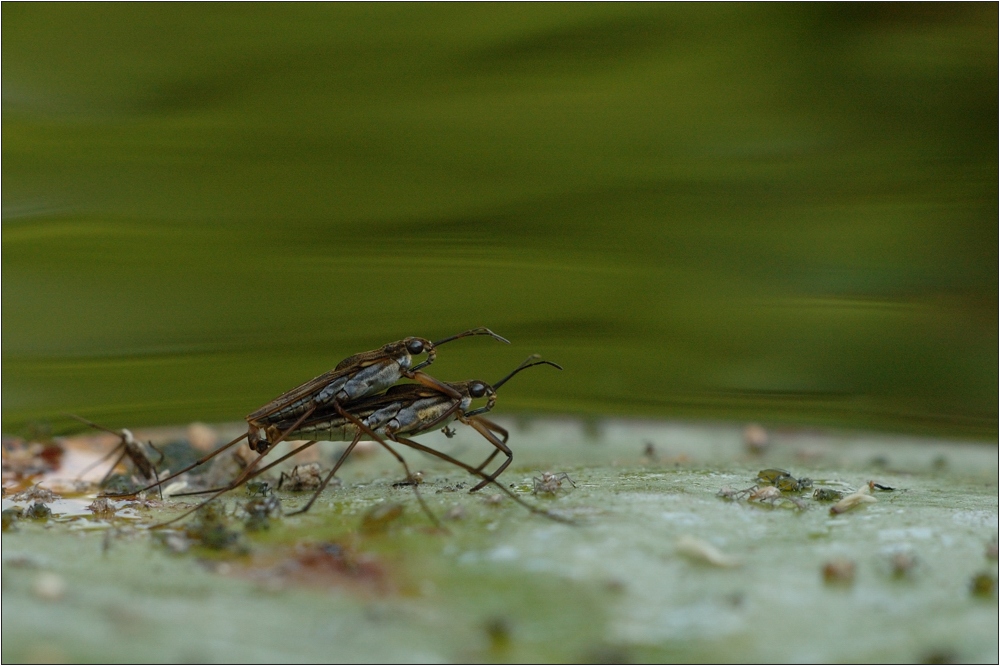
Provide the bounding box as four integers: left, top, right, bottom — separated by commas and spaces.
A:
272, 354, 563, 516
67, 415, 164, 498
533, 471, 575, 495
106, 328, 507, 502
183, 355, 569, 524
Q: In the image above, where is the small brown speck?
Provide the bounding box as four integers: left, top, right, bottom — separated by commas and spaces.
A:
360, 502, 404, 534
970, 572, 996, 598
484, 616, 512, 652
890, 552, 917, 578
743, 423, 769, 455
985, 536, 998, 560
822, 558, 856, 586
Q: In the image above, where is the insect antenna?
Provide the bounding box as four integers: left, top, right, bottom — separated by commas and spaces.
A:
66, 413, 124, 437
66, 414, 131, 479
432, 327, 510, 347
463, 355, 562, 418
411, 327, 510, 372
493, 355, 562, 390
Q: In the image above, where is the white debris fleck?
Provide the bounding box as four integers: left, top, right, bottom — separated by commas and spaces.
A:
33, 572, 67, 601
830, 485, 877, 515
676, 535, 742, 568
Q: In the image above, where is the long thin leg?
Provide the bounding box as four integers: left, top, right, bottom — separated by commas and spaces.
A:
391, 435, 573, 524
103, 431, 249, 498
328, 403, 441, 528
471, 415, 509, 444
465, 416, 510, 475
221, 405, 318, 490
365, 430, 442, 529
413, 401, 462, 435
281, 404, 443, 527
285, 433, 363, 516
76, 444, 125, 481
149, 407, 318, 529
146, 443, 165, 500
148, 454, 164, 501
409, 370, 464, 400
98, 450, 128, 487
472, 449, 501, 474
462, 416, 514, 493
468, 416, 509, 468
169, 440, 319, 497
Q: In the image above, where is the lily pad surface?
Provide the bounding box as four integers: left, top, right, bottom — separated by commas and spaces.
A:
3, 419, 997, 663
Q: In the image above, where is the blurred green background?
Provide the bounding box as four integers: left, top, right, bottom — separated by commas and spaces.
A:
3, 4, 997, 438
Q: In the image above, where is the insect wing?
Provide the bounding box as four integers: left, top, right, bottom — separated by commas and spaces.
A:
334, 345, 398, 372
271, 386, 412, 435
247, 363, 367, 422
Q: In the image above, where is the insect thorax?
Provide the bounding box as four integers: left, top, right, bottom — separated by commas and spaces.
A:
340, 361, 406, 402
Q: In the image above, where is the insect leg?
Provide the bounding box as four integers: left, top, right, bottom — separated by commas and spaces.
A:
466, 416, 509, 474
285, 432, 363, 517
390, 435, 573, 525
145, 442, 165, 499
462, 416, 513, 493
98, 449, 129, 487
408, 371, 464, 399
149, 407, 320, 528
75, 444, 125, 482
149, 442, 166, 466
330, 402, 442, 529
168, 440, 319, 497
470, 415, 509, 444
102, 431, 249, 498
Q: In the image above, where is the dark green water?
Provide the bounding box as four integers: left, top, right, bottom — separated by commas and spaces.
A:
3, 4, 997, 437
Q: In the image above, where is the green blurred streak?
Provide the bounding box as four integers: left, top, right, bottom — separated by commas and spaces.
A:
3, 4, 997, 437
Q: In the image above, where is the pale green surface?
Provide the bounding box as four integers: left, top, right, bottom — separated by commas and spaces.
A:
3, 419, 997, 663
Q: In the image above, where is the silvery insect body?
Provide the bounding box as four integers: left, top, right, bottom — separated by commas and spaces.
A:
280, 355, 561, 491
246, 328, 509, 452
185, 357, 562, 521
115, 328, 507, 501
263, 355, 564, 518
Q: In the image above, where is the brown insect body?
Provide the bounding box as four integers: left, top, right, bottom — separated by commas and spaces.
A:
140, 329, 508, 528
116, 328, 505, 504
204, 356, 566, 523
244, 328, 509, 452
276, 383, 478, 444
246, 337, 434, 453
68, 415, 163, 494
273, 356, 560, 504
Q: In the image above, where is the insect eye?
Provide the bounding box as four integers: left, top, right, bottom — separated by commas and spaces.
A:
470, 383, 487, 398
406, 339, 425, 355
